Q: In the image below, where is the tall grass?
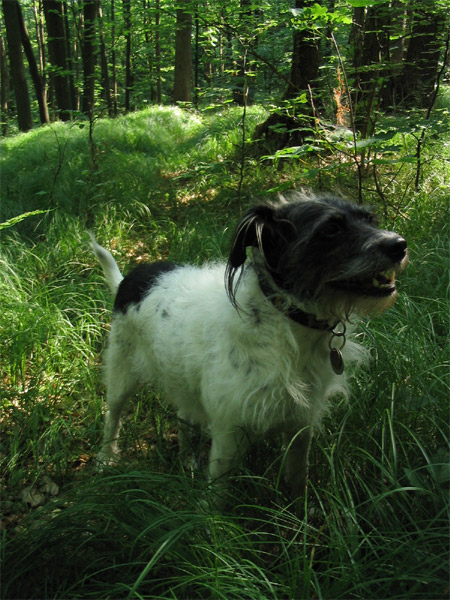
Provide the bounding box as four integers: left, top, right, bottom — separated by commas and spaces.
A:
1, 106, 448, 599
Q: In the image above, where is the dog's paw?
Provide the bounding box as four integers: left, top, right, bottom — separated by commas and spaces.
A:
95, 449, 120, 471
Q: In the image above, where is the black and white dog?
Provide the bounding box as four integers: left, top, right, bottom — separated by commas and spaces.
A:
90, 192, 408, 500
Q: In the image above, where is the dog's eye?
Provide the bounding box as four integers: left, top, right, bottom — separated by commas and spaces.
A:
320, 219, 344, 238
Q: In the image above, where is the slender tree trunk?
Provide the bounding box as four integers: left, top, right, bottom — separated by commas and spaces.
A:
233, 0, 252, 106
155, 0, 161, 103
81, 0, 98, 116
98, 1, 112, 116
123, 0, 132, 111
194, 5, 199, 107
42, 0, 73, 120
16, 0, 50, 124
2, 0, 33, 132
63, 1, 76, 111
33, 0, 45, 78
111, 0, 118, 115
142, 0, 154, 101
0, 27, 8, 135
173, 0, 192, 103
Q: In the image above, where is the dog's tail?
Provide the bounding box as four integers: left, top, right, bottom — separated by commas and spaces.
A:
88, 232, 123, 294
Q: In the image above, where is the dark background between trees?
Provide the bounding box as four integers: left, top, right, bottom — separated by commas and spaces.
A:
1, 0, 449, 141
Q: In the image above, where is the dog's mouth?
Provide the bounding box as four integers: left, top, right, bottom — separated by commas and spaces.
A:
330, 269, 397, 297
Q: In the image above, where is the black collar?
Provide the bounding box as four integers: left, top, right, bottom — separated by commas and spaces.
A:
258, 277, 337, 331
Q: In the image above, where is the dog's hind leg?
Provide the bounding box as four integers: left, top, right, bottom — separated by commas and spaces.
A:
96, 350, 138, 466
97, 391, 132, 466
283, 427, 313, 498
177, 410, 203, 471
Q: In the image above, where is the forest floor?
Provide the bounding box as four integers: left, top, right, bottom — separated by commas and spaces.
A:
1, 105, 449, 599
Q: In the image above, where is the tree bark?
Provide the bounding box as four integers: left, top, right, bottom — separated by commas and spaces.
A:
155, 0, 161, 104
42, 0, 73, 120
0, 27, 8, 135
123, 0, 132, 111
98, 1, 112, 116
110, 0, 118, 115
16, 0, 50, 124
399, 2, 448, 108
2, 0, 33, 132
350, 5, 389, 137
251, 0, 321, 153
173, 0, 192, 103
81, 0, 98, 116
33, 0, 46, 80
283, 0, 320, 102
232, 0, 252, 106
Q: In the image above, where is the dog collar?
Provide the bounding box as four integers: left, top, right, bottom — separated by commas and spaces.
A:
257, 277, 336, 330
257, 277, 346, 375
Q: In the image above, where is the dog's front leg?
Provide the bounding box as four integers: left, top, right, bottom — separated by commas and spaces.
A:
208, 427, 249, 501
283, 427, 313, 499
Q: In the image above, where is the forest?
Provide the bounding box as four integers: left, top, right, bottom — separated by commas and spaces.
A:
1, 1, 449, 599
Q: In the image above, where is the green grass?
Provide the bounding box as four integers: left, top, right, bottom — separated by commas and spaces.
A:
1, 106, 449, 599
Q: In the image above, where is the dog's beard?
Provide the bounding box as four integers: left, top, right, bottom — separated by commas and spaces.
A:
270, 253, 408, 322
314, 287, 399, 321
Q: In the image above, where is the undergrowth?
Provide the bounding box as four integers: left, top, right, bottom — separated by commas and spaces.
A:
1, 106, 448, 599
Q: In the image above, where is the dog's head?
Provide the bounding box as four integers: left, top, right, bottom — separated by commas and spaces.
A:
226, 192, 408, 319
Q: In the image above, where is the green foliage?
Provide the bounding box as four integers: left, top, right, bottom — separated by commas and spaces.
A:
1, 107, 449, 600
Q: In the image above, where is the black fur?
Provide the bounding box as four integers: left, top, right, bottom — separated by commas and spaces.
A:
225, 194, 407, 308
114, 262, 178, 313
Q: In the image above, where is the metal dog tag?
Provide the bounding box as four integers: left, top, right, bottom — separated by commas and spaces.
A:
330, 348, 344, 375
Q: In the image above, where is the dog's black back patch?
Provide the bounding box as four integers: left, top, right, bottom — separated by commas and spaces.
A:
114, 261, 178, 313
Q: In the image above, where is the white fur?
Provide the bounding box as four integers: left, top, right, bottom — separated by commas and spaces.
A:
92, 241, 366, 500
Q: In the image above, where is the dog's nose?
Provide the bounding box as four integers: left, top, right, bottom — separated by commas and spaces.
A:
381, 236, 407, 262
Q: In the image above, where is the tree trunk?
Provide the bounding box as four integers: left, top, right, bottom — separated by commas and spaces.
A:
110, 0, 117, 115
399, 2, 448, 108
0, 27, 8, 135
173, 0, 192, 103
16, 0, 50, 124
98, 1, 112, 116
155, 0, 161, 104
81, 0, 98, 116
252, 0, 321, 154
2, 0, 33, 132
123, 0, 132, 111
194, 5, 199, 107
64, 1, 76, 111
33, 0, 46, 80
142, 0, 154, 102
350, 5, 389, 137
232, 0, 252, 106
42, 0, 73, 120
283, 0, 320, 102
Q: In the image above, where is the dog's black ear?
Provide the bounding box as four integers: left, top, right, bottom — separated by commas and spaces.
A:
225, 205, 280, 308
228, 205, 277, 269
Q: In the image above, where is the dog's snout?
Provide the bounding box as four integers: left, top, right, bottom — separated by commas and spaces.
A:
380, 235, 407, 262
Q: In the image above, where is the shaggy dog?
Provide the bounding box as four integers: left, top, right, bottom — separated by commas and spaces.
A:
90, 192, 408, 500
